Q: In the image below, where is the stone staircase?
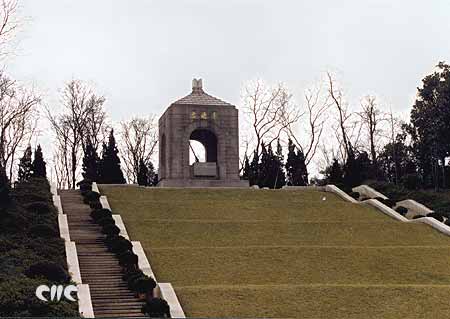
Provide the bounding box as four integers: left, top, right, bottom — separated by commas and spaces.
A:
60, 190, 145, 318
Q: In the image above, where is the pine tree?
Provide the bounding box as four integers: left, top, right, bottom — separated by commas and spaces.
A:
327, 158, 344, 186
273, 139, 286, 188
137, 158, 149, 186
242, 155, 250, 180
98, 130, 126, 184
286, 139, 308, 186
17, 146, 33, 183
82, 139, 100, 182
295, 148, 308, 186
286, 139, 297, 186
249, 150, 260, 186
32, 145, 47, 178
343, 147, 363, 189
259, 143, 270, 188
147, 161, 156, 186
0, 162, 10, 205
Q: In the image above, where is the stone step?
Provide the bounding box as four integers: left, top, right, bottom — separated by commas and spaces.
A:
91, 292, 137, 302
93, 305, 144, 312
94, 309, 145, 315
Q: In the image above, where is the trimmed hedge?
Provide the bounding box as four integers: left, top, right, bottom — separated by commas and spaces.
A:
102, 224, 120, 236
141, 298, 171, 318
0, 177, 78, 316
24, 201, 51, 215
82, 190, 100, 203
98, 216, 115, 227
134, 276, 157, 294
25, 261, 70, 283
89, 201, 103, 210
107, 236, 133, 254
118, 250, 139, 267
28, 224, 58, 238
91, 208, 112, 221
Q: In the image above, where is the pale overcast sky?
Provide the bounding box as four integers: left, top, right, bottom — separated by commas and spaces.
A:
8, 0, 450, 123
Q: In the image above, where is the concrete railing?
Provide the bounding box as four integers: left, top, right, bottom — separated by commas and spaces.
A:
352, 184, 388, 200
283, 185, 326, 191
329, 184, 450, 238
159, 283, 186, 318
92, 182, 100, 193
58, 214, 71, 242
100, 196, 111, 210
52, 184, 94, 318
396, 199, 434, 218
325, 184, 358, 203
77, 284, 95, 318
132, 241, 156, 280
364, 199, 408, 222
96, 189, 186, 317
113, 215, 130, 239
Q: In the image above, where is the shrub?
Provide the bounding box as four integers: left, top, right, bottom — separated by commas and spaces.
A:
82, 190, 100, 202
402, 173, 420, 190
123, 268, 144, 281
24, 201, 51, 215
25, 262, 69, 283
79, 183, 92, 192
97, 216, 115, 227
412, 214, 425, 219
141, 298, 171, 318
102, 224, 120, 236
426, 212, 444, 222
110, 237, 133, 255
134, 276, 157, 294
122, 268, 144, 281
349, 191, 360, 200
89, 201, 102, 210
395, 206, 408, 216
28, 224, 58, 238
77, 179, 93, 187
90, 208, 112, 221
127, 273, 147, 290
118, 250, 139, 267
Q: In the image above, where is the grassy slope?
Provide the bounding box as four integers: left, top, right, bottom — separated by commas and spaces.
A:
101, 186, 450, 318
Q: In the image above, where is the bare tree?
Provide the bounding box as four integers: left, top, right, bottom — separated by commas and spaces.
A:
327, 72, 355, 160
285, 83, 332, 166
241, 80, 300, 157
0, 0, 20, 58
357, 95, 388, 176
0, 72, 40, 181
49, 80, 107, 189
119, 116, 158, 183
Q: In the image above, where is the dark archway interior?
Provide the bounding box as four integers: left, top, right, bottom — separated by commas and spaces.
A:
190, 129, 217, 162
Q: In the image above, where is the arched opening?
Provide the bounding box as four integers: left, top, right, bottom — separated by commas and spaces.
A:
189, 129, 218, 178
189, 140, 206, 165
189, 129, 217, 162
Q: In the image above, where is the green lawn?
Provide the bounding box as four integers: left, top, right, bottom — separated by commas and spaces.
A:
100, 186, 450, 318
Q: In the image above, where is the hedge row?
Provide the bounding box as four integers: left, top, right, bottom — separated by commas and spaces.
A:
79, 180, 169, 317
0, 177, 78, 316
